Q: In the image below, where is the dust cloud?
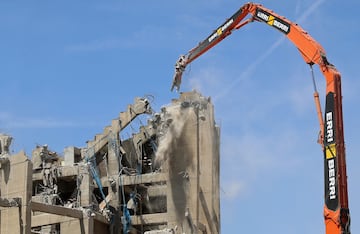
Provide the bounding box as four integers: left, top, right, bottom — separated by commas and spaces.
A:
154, 104, 191, 168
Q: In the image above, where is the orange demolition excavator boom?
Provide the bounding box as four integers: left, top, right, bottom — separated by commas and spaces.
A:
171, 3, 350, 234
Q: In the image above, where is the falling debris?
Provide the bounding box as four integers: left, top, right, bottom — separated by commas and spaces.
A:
0, 91, 220, 234
154, 104, 191, 168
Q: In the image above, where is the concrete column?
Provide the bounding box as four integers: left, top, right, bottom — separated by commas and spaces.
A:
79, 165, 92, 207
64, 147, 81, 166
83, 217, 94, 234
107, 132, 120, 209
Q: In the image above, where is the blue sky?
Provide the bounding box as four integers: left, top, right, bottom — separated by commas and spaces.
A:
1, 1, 360, 233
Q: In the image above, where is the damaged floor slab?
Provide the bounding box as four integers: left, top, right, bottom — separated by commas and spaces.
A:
0, 91, 220, 234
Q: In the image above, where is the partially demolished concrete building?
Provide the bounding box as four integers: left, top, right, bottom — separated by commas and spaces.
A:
0, 91, 220, 234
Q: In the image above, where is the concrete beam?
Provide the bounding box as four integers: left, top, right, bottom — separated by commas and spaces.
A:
85, 97, 150, 155
31, 201, 83, 219
31, 211, 109, 228
32, 213, 76, 227
119, 173, 167, 186
32, 165, 79, 181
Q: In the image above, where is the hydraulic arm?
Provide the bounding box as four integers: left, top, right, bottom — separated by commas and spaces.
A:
171, 3, 350, 233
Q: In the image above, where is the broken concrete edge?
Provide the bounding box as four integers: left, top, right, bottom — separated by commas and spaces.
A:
0, 197, 21, 207
2, 91, 210, 165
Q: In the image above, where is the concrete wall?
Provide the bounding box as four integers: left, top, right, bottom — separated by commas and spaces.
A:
0, 151, 32, 234
165, 91, 220, 233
